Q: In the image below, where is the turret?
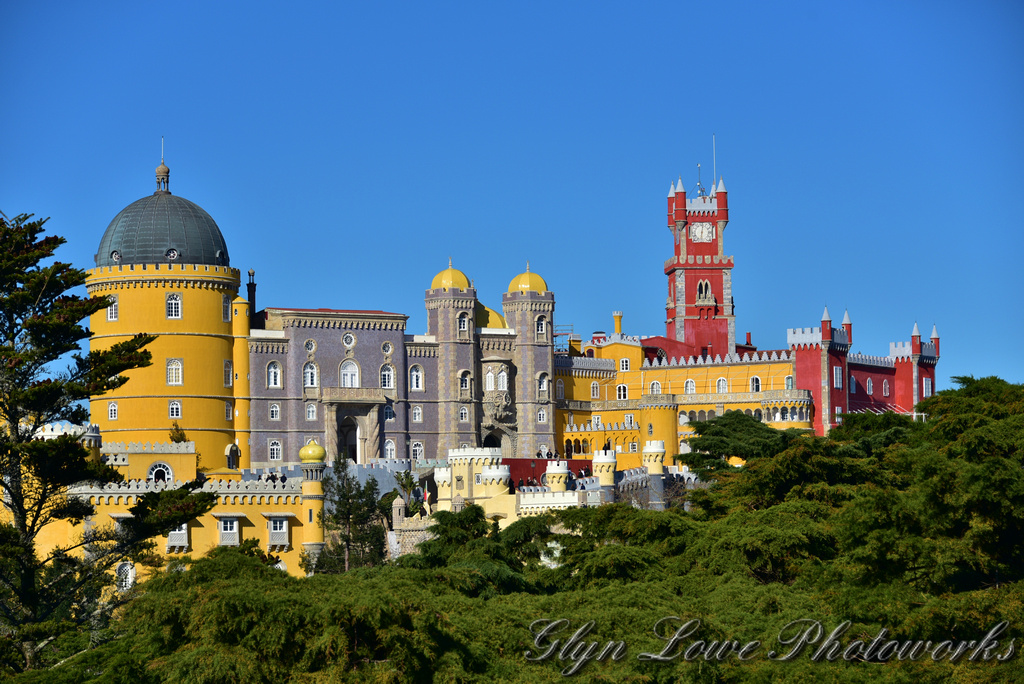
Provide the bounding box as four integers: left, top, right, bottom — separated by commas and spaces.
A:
392, 495, 407, 528
667, 182, 675, 227
821, 306, 832, 342
593, 450, 617, 487
716, 177, 728, 220
911, 322, 922, 355
612, 311, 623, 335
842, 309, 852, 346
673, 176, 686, 223
544, 460, 570, 492
930, 324, 940, 357
300, 441, 327, 571
231, 295, 251, 469
641, 440, 666, 476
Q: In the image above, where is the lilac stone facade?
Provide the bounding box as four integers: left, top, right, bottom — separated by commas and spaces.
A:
247, 280, 556, 468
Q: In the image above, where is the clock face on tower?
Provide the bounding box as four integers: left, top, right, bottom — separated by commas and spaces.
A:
690, 222, 714, 242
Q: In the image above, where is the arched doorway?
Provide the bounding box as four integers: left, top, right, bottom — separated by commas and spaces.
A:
339, 416, 359, 463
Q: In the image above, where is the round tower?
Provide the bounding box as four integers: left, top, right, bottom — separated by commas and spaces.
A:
86, 160, 245, 471
481, 464, 511, 497
642, 440, 666, 475
299, 441, 327, 569
544, 460, 570, 492
593, 450, 617, 487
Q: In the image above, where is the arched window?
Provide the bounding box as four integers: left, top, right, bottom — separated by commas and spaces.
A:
581, 439, 589, 453
754, 409, 763, 422
647, 423, 653, 436
411, 442, 424, 459
850, 375, 857, 394
688, 411, 697, 423
697, 410, 707, 422
115, 562, 135, 593
781, 406, 789, 421
148, 462, 173, 482
650, 381, 662, 395
168, 400, 182, 419
457, 313, 469, 333
165, 293, 182, 319
750, 377, 761, 392
616, 384, 628, 400
384, 405, 395, 421
619, 358, 630, 372
538, 408, 547, 423
384, 439, 396, 459
409, 365, 423, 391
269, 440, 282, 460
269, 403, 280, 420
107, 294, 118, 321
538, 373, 549, 399
556, 379, 564, 399
707, 410, 716, 419
591, 381, 600, 399
679, 411, 688, 425
166, 359, 183, 386
222, 294, 231, 322
306, 403, 317, 420
485, 371, 495, 391
498, 370, 508, 391
267, 361, 281, 388
785, 375, 794, 390
303, 362, 318, 388
459, 372, 471, 390
536, 316, 547, 340
866, 378, 873, 395
108, 402, 118, 421
883, 379, 890, 397
459, 406, 469, 422
224, 360, 233, 388
341, 360, 359, 388
716, 377, 728, 393
380, 365, 395, 389
565, 439, 573, 454
684, 379, 696, 394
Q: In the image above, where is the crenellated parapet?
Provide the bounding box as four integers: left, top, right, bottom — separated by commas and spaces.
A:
102, 441, 196, 455
641, 441, 666, 475
517, 489, 581, 516
848, 352, 895, 368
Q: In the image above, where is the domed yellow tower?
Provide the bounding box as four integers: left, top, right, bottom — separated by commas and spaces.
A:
86, 159, 251, 476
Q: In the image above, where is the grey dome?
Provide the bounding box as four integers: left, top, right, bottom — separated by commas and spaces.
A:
95, 165, 230, 268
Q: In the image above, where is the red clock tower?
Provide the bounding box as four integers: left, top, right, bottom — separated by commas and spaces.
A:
664, 175, 734, 358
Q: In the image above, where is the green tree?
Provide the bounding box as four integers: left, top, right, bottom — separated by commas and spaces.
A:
312, 462, 386, 573
0, 213, 216, 673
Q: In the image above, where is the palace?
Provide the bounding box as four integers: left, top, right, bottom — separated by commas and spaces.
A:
33, 157, 940, 575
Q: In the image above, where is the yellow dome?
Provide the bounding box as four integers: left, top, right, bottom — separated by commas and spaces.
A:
299, 441, 326, 463
508, 262, 548, 293
475, 302, 507, 329
430, 258, 470, 291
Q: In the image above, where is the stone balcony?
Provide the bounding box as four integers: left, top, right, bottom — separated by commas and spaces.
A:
319, 387, 390, 404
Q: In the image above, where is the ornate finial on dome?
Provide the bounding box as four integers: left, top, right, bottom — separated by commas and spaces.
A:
448, 256, 452, 268
526, 260, 530, 273
155, 142, 170, 195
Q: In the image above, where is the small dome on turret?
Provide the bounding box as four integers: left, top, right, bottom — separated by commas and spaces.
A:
156, 161, 170, 176
299, 441, 326, 463
507, 262, 548, 294
431, 258, 470, 290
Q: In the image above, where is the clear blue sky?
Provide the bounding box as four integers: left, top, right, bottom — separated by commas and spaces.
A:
2, 1, 1022, 386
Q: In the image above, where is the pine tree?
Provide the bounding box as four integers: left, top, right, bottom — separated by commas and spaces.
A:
0, 213, 216, 672
313, 461, 385, 572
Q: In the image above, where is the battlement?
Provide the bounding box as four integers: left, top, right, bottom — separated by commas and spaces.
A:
434, 467, 452, 485
889, 341, 912, 358
545, 460, 570, 475
517, 489, 581, 515
101, 441, 196, 455
848, 352, 895, 368
481, 465, 511, 482
642, 440, 666, 454
554, 356, 616, 371
787, 327, 848, 347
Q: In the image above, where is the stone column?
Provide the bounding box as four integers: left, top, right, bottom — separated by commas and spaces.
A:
324, 403, 338, 465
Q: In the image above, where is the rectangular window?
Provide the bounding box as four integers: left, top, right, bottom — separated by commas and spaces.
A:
592, 415, 602, 426
624, 414, 635, 428
923, 378, 932, 397
107, 295, 118, 321
833, 366, 843, 390
224, 360, 233, 388
219, 518, 239, 546
222, 295, 231, 322
850, 376, 856, 393
475, 473, 482, 485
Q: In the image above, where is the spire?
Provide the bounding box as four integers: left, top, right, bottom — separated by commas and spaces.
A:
821, 305, 831, 322
668, 182, 675, 197
717, 177, 726, 192
155, 156, 170, 194
842, 309, 851, 325
912, 321, 921, 337
677, 175, 683, 193
930, 324, 939, 339
526, 260, 530, 273
448, 256, 452, 268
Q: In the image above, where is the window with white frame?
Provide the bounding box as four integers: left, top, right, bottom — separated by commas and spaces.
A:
303, 362, 318, 388
538, 374, 548, 392
624, 414, 635, 428
833, 367, 843, 389
684, 379, 696, 394
166, 293, 182, 319
269, 517, 287, 546
166, 359, 183, 386
222, 294, 231, 322
384, 439, 396, 459
224, 360, 233, 387
458, 313, 469, 332
556, 379, 564, 399
475, 473, 482, 485
148, 462, 173, 482
267, 361, 281, 388
384, 405, 395, 421
107, 294, 118, 321
460, 372, 470, 390
412, 405, 422, 422
647, 423, 654, 436
750, 377, 761, 392
866, 378, 873, 395
306, 403, 317, 420
108, 401, 118, 420
497, 370, 508, 391
341, 360, 359, 388
269, 403, 280, 420
225, 401, 233, 421
380, 365, 395, 389
616, 384, 628, 400
716, 377, 728, 393
269, 440, 282, 460
883, 379, 890, 397
593, 415, 602, 426
409, 365, 423, 391
536, 316, 547, 339
650, 381, 661, 395
591, 381, 600, 399
459, 406, 469, 422
629, 441, 638, 453
619, 358, 630, 372
785, 375, 795, 390
485, 371, 494, 391
923, 378, 933, 397
219, 518, 239, 546
850, 375, 856, 393
538, 408, 547, 423
411, 442, 424, 459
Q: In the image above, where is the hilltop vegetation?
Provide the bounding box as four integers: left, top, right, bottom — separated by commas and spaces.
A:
11, 376, 1024, 682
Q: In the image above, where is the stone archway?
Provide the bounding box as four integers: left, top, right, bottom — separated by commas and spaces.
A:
339, 416, 359, 463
